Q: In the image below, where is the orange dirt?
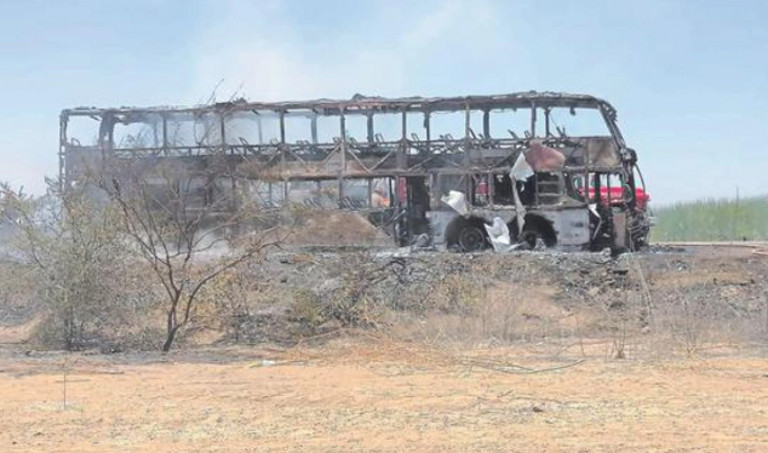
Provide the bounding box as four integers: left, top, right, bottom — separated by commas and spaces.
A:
1, 341, 767, 452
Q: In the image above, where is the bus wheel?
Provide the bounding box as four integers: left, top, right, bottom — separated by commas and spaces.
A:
515, 216, 557, 249
519, 229, 540, 249
458, 225, 487, 252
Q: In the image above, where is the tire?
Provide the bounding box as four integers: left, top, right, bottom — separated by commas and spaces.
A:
509, 216, 557, 249
457, 225, 487, 252
519, 228, 554, 249
519, 229, 541, 249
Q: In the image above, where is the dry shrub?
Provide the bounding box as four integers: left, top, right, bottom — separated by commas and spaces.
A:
0, 263, 37, 326
193, 266, 260, 343
158, 251, 768, 355
188, 261, 306, 345
290, 288, 324, 334
424, 272, 482, 315
1, 181, 166, 351
400, 278, 579, 347
323, 278, 383, 329
28, 261, 163, 352
633, 257, 766, 359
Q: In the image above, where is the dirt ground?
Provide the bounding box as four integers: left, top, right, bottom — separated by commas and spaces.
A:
1, 339, 767, 453
1, 245, 767, 452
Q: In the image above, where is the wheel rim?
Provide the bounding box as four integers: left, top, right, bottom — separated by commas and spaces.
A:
458, 226, 485, 252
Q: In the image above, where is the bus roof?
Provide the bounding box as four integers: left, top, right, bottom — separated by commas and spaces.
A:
61, 91, 617, 119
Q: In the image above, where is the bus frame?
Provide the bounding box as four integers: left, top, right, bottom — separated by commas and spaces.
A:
59, 91, 651, 252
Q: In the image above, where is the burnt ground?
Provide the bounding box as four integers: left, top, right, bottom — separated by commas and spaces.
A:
0, 246, 767, 451
2, 244, 767, 353
188, 244, 768, 351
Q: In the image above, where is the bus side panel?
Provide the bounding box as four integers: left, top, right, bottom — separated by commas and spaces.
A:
542, 208, 591, 248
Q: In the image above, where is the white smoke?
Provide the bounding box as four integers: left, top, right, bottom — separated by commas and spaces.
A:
190, 0, 503, 103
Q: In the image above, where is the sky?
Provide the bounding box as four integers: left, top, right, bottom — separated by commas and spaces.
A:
1, 0, 767, 205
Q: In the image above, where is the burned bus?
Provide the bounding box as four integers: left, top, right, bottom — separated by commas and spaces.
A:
59, 91, 650, 252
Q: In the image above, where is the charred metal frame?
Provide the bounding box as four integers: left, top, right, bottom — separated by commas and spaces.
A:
59, 91, 648, 250
60, 92, 624, 184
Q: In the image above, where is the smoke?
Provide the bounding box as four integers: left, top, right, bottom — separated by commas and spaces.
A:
191, 0, 504, 103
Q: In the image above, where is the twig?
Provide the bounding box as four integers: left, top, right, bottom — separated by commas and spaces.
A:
470, 358, 586, 375
460, 357, 533, 371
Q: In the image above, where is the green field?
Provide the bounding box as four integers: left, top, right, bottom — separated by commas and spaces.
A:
650, 195, 768, 242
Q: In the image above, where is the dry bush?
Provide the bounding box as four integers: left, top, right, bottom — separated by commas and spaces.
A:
424, 272, 483, 315
290, 288, 324, 334
0, 180, 162, 350
189, 261, 302, 345
176, 252, 768, 357
376, 253, 767, 359
600, 256, 768, 360
0, 263, 37, 326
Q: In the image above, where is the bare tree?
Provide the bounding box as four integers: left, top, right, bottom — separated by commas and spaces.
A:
103, 156, 279, 351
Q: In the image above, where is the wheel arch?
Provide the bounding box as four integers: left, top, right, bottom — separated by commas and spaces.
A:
507, 213, 558, 247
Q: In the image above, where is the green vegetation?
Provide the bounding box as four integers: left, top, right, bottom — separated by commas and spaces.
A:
650, 195, 768, 242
